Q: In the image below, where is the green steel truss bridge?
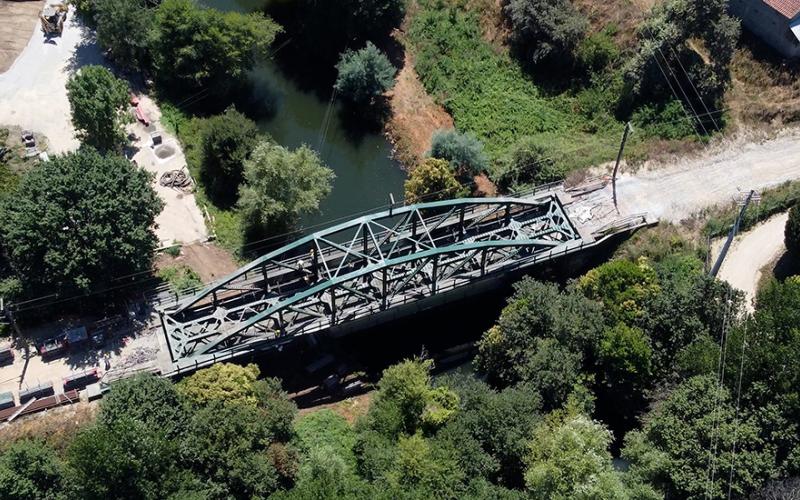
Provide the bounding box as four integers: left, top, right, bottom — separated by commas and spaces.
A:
158, 189, 652, 373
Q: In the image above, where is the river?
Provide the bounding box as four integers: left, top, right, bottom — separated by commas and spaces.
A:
200, 0, 407, 231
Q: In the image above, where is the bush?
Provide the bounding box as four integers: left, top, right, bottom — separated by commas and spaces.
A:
404, 158, 464, 204
490, 136, 566, 192
158, 265, 202, 295
334, 42, 397, 105
785, 203, 800, 254
429, 129, 489, 178
199, 107, 260, 207
66, 66, 130, 152
503, 0, 588, 67
178, 362, 261, 407
575, 29, 619, 75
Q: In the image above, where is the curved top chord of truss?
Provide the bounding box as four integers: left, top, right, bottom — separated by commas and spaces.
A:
160, 195, 581, 362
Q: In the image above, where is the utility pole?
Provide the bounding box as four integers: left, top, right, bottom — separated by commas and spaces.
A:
612, 122, 632, 214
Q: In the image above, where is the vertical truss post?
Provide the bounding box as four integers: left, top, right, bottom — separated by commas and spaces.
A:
412, 217, 417, 239
504, 204, 511, 225
381, 267, 388, 310
480, 248, 488, 276
330, 286, 337, 324
458, 206, 465, 238
311, 243, 318, 281
431, 255, 439, 294
362, 225, 369, 256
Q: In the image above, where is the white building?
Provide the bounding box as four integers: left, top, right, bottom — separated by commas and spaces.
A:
730, 0, 800, 58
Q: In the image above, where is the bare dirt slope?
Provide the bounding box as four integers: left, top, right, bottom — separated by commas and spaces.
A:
613, 129, 800, 222
711, 212, 788, 310
385, 52, 454, 167
0, 0, 43, 74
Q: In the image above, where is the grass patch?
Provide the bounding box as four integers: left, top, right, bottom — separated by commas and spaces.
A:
406, 0, 624, 170
158, 264, 203, 294
703, 181, 800, 238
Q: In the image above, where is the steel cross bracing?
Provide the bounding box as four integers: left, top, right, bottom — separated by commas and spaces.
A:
159, 196, 581, 363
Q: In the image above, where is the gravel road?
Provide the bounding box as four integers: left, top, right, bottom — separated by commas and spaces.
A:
614, 130, 800, 222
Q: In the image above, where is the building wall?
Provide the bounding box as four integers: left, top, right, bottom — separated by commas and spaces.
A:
730, 0, 800, 58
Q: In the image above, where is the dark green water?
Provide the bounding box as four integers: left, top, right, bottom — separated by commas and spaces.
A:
200, 0, 407, 231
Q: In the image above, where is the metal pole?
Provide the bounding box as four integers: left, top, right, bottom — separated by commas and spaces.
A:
710, 190, 755, 277
612, 122, 632, 214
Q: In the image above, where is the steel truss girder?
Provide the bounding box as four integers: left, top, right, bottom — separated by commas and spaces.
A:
159, 196, 580, 361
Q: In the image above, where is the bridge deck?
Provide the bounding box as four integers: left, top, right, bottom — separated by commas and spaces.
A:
158, 182, 653, 375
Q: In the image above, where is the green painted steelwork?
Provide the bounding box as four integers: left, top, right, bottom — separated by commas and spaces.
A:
160, 195, 581, 362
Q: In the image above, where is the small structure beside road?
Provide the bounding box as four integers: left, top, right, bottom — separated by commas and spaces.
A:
730, 0, 800, 57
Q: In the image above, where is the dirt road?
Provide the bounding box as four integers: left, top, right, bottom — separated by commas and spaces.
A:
712, 212, 789, 310
0, 0, 43, 74
614, 130, 800, 222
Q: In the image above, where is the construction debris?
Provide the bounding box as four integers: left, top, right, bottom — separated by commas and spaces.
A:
40, 4, 67, 37
160, 169, 193, 191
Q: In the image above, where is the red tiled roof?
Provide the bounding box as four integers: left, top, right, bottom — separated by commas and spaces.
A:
764, 0, 800, 18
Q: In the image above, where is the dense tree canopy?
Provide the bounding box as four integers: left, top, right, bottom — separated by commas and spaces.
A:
66, 66, 130, 152
238, 141, 334, 239
0, 148, 162, 295
503, 0, 588, 67
152, 0, 280, 97
334, 42, 397, 105
93, 0, 157, 71
199, 107, 261, 207
404, 158, 463, 204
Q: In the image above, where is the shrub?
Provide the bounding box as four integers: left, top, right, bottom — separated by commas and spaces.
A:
503, 0, 588, 67
334, 42, 397, 105
490, 136, 566, 191
576, 29, 619, 75
429, 129, 489, 178
199, 107, 260, 207
785, 203, 800, 254
404, 158, 463, 204
158, 265, 202, 294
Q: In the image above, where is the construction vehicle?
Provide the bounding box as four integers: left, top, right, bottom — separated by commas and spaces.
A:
40, 4, 68, 37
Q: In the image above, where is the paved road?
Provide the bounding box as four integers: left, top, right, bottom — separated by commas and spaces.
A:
0, 4, 102, 153
614, 130, 800, 222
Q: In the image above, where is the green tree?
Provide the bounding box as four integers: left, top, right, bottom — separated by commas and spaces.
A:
94, 0, 156, 70
429, 129, 489, 178
623, 375, 775, 499
384, 433, 466, 498
180, 401, 289, 498
199, 107, 261, 207
578, 257, 660, 325
363, 359, 459, 439
152, 0, 280, 98
524, 413, 639, 499
0, 440, 64, 500
67, 418, 181, 500
335, 42, 397, 105
475, 278, 604, 392
503, 0, 588, 66
0, 148, 162, 295
66, 66, 130, 152
178, 362, 261, 407
785, 203, 800, 254
597, 323, 652, 386
434, 374, 542, 487
99, 374, 188, 439
404, 158, 463, 204
238, 141, 335, 239
294, 409, 358, 468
